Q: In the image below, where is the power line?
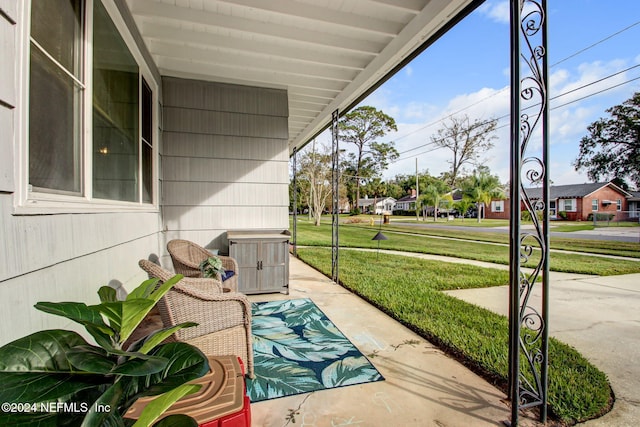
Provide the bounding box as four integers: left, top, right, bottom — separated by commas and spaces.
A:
390, 19, 640, 143
391, 75, 640, 164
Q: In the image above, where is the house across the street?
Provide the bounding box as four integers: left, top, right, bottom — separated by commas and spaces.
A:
484, 182, 636, 221
357, 196, 396, 214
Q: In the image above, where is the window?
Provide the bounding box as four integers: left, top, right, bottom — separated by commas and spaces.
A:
592, 199, 598, 211
562, 198, 576, 212
491, 200, 504, 212
25, 0, 156, 210
29, 0, 84, 194
616, 199, 622, 211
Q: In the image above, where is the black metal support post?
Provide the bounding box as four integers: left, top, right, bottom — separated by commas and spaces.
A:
331, 109, 340, 284
508, 1, 550, 425
292, 146, 298, 257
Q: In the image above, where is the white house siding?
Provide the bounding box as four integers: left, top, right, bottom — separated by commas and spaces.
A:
0, 1, 164, 345
0, 0, 16, 192
0, 203, 163, 343
161, 77, 289, 258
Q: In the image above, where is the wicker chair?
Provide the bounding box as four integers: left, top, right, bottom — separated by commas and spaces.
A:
167, 239, 239, 292
138, 259, 254, 378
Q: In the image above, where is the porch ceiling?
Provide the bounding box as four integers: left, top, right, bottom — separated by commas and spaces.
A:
126, 0, 480, 154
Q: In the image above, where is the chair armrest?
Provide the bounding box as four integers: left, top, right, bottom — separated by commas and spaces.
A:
178, 277, 224, 294
218, 255, 239, 274
162, 283, 251, 341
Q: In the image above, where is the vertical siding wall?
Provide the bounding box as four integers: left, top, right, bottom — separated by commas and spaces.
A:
0, 1, 163, 345
0, 0, 16, 192
161, 77, 289, 257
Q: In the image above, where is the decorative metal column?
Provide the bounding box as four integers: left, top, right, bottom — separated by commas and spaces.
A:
292, 146, 298, 257
508, 1, 550, 425
331, 109, 340, 284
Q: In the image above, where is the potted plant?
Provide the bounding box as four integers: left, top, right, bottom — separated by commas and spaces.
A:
0, 275, 208, 426
199, 256, 225, 279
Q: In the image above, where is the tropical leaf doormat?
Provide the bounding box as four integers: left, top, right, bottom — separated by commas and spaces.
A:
246, 298, 384, 402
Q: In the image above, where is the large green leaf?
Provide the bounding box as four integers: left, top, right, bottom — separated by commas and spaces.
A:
98, 286, 118, 303
110, 356, 169, 377
252, 315, 343, 362
122, 343, 208, 404
130, 323, 198, 355
321, 356, 381, 387
96, 299, 155, 343
35, 302, 114, 344
0, 330, 109, 403
302, 319, 352, 355
130, 384, 201, 427
67, 345, 117, 374
127, 278, 160, 301
246, 354, 322, 401
132, 275, 181, 306
80, 380, 125, 427
0, 330, 92, 373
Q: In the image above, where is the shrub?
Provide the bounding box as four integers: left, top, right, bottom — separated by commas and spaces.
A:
587, 213, 615, 222
558, 211, 568, 220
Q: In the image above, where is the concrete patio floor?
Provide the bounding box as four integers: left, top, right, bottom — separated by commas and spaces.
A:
247, 256, 542, 427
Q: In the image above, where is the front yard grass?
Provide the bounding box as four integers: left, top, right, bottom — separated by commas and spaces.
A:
293, 221, 640, 275
297, 247, 612, 424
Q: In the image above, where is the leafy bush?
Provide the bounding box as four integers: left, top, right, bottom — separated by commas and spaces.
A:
0, 276, 208, 427
587, 213, 615, 221
558, 211, 568, 220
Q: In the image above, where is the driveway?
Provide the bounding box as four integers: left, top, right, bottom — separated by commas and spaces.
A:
445, 271, 640, 426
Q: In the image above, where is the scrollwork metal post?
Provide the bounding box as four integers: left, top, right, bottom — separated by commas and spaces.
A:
508, 1, 549, 425
292, 146, 298, 257
331, 109, 340, 284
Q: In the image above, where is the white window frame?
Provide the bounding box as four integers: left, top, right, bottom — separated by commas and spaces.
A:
561, 198, 576, 212
491, 200, 504, 212
592, 199, 598, 212
14, 0, 159, 214
616, 199, 622, 211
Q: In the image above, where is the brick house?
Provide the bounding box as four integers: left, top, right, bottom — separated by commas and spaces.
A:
486, 182, 635, 221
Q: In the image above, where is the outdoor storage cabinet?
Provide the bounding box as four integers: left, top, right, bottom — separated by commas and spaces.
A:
227, 231, 289, 294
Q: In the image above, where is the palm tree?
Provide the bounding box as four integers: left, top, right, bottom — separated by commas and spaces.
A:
419, 184, 452, 221
462, 169, 505, 223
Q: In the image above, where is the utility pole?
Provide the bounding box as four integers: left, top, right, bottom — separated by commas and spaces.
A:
415, 158, 420, 221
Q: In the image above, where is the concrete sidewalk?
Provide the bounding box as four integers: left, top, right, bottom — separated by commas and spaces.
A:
248, 256, 542, 427
446, 272, 640, 426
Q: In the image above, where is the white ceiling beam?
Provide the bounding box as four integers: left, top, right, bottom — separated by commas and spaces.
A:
140, 23, 371, 71
156, 56, 347, 92
289, 0, 475, 151
148, 41, 358, 83
130, 0, 385, 54
215, 0, 404, 36
366, 0, 428, 13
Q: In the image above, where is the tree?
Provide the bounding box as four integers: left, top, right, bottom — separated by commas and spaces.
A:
454, 197, 474, 222
461, 167, 504, 223
431, 114, 498, 187
339, 106, 398, 205
417, 180, 451, 221
574, 91, 640, 188
298, 140, 332, 226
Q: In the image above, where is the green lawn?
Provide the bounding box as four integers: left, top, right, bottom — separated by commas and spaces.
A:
292, 220, 640, 275
297, 248, 612, 424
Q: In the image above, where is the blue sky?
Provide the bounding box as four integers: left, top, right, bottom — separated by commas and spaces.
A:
320, 1, 640, 189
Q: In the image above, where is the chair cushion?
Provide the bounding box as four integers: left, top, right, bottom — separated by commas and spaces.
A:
221, 270, 235, 282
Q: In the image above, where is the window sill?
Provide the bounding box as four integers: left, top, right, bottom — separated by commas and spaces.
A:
14, 194, 159, 215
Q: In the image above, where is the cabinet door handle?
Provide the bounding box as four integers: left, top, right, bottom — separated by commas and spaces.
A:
257, 261, 263, 270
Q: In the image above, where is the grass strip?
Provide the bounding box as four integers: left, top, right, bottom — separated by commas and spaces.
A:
371, 222, 640, 259
297, 247, 612, 424
293, 221, 640, 275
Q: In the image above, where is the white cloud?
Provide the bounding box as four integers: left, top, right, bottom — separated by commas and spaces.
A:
478, 1, 510, 24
